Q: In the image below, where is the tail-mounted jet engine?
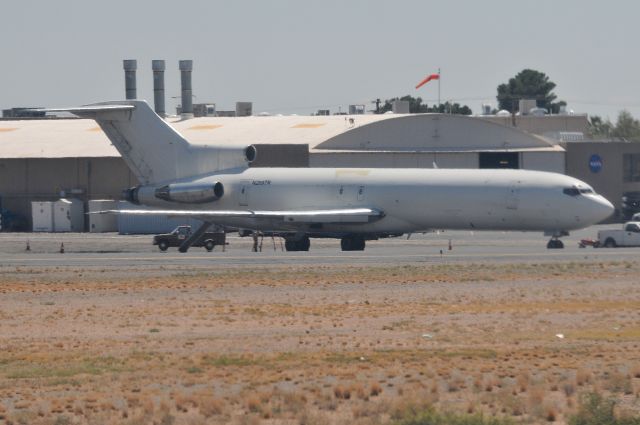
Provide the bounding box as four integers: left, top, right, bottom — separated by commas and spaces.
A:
122, 182, 224, 205
120, 144, 252, 205
155, 182, 224, 204
122, 186, 141, 204
244, 145, 257, 163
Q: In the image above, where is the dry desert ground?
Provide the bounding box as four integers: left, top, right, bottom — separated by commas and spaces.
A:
0, 261, 639, 424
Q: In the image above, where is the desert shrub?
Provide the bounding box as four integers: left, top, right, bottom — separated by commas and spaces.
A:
568, 392, 640, 425
576, 369, 591, 386
246, 396, 261, 413
199, 397, 224, 417
333, 385, 351, 400
370, 382, 383, 397
53, 416, 71, 425
394, 406, 513, 425
605, 371, 633, 395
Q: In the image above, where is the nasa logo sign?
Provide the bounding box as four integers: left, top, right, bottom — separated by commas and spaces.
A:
589, 154, 603, 173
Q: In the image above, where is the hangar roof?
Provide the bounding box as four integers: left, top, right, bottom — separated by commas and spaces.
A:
0, 112, 561, 159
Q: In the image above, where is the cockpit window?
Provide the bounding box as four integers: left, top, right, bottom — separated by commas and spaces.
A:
563, 188, 580, 196
579, 188, 594, 194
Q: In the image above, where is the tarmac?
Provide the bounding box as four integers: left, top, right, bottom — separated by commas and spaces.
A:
0, 224, 636, 270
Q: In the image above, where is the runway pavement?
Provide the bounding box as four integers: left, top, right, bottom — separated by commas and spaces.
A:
0, 224, 637, 270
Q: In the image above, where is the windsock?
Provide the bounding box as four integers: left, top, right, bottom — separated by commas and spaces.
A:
415, 73, 440, 89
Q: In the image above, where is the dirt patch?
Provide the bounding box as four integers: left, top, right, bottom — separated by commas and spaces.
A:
1, 261, 639, 424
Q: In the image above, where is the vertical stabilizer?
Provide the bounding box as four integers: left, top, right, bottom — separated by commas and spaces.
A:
49, 101, 192, 184
43, 100, 253, 184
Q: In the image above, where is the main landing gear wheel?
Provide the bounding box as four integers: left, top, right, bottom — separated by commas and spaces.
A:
341, 236, 366, 251
284, 236, 310, 252
546, 239, 564, 249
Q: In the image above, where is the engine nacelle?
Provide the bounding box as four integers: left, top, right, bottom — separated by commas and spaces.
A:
244, 145, 257, 163
122, 186, 141, 205
154, 181, 224, 204
184, 144, 257, 175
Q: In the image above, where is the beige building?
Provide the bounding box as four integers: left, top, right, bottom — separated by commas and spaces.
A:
479, 113, 590, 136
563, 140, 640, 220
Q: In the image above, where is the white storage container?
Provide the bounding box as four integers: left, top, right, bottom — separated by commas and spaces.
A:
88, 200, 118, 233
53, 198, 84, 232
31, 201, 54, 232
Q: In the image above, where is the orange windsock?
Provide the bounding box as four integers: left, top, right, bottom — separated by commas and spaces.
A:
415, 73, 440, 89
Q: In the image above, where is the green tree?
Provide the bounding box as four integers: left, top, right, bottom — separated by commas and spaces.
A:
438, 102, 472, 115
496, 69, 566, 113
588, 115, 614, 138
611, 110, 640, 141
379, 95, 429, 113
379, 95, 472, 115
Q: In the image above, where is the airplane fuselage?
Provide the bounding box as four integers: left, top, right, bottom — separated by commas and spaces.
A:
138, 167, 614, 236
52, 101, 614, 250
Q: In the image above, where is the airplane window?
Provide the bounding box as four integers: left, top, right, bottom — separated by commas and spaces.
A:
579, 188, 594, 194
563, 188, 580, 196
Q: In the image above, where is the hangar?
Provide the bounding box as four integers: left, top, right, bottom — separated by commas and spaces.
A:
0, 111, 566, 230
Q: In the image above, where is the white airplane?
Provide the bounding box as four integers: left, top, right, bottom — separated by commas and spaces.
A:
45, 100, 614, 251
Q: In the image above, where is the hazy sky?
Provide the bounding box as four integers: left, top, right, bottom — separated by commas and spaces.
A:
1, 0, 638, 119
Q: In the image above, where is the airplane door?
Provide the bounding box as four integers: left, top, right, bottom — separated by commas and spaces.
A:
239, 181, 250, 206
506, 181, 520, 210
337, 185, 351, 204
338, 185, 364, 204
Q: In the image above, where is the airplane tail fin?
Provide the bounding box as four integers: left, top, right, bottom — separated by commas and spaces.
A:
44, 100, 253, 184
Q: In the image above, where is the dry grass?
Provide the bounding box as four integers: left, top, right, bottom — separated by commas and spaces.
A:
370, 382, 383, 397
576, 368, 592, 386
1, 261, 640, 423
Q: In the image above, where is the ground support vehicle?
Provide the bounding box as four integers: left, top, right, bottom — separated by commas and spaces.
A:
597, 221, 640, 247
153, 225, 226, 252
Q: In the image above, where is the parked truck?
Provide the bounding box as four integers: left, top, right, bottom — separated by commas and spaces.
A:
597, 221, 640, 247
153, 225, 226, 252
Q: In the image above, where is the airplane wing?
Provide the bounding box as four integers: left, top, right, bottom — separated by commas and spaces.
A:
91, 208, 384, 224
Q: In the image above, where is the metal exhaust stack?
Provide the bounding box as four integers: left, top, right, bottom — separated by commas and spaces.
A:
123, 59, 137, 100
152, 60, 166, 117
179, 60, 193, 119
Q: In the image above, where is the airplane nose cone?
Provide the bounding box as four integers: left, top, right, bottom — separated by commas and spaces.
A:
592, 196, 615, 222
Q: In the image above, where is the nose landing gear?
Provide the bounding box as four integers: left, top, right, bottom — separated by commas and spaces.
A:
546, 238, 564, 249
545, 230, 568, 249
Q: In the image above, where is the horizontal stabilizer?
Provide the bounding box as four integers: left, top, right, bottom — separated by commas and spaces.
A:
37, 105, 135, 116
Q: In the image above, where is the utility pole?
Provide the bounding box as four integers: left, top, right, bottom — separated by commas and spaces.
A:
371, 98, 381, 114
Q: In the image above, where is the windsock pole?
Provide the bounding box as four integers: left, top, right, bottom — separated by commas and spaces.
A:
438, 68, 441, 109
